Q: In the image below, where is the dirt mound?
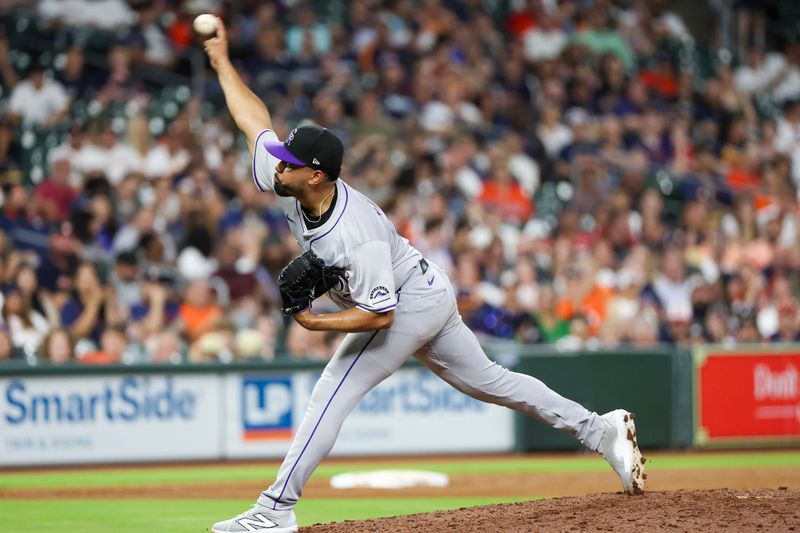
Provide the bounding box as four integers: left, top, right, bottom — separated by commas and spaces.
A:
303, 489, 800, 532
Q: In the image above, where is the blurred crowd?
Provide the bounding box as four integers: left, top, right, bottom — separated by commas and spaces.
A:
1, 0, 800, 366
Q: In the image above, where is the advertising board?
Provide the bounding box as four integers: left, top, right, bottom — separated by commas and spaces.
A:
0, 374, 221, 465
694, 347, 800, 447
224, 368, 513, 459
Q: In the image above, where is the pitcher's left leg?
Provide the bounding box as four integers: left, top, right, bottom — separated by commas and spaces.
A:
418, 310, 646, 493
418, 316, 604, 450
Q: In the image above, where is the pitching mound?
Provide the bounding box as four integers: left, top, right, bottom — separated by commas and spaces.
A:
304, 489, 800, 532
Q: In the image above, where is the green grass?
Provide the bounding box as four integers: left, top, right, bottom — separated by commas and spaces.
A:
1, 451, 798, 532
1, 451, 799, 489
0, 497, 526, 532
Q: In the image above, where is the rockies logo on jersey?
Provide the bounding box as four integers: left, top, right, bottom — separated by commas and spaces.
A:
369, 285, 390, 303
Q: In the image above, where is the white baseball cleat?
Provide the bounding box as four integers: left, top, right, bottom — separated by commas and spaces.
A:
211, 504, 298, 533
598, 409, 646, 495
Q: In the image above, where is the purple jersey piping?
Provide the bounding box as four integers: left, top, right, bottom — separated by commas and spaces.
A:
356, 302, 397, 313
271, 329, 379, 509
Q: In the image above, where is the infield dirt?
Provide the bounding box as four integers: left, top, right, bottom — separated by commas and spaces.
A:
304, 489, 800, 532
3, 454, 799, 531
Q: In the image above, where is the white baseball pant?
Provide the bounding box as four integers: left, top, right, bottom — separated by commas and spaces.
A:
259, 261, 604, 510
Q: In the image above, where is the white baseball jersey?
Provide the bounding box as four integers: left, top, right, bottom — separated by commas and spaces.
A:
253, 129, 423, 313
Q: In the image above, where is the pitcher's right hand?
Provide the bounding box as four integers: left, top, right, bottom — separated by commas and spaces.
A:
203, 16, 229, 72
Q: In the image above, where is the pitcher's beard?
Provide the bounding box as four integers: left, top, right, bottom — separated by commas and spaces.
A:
274, 181, 292, 197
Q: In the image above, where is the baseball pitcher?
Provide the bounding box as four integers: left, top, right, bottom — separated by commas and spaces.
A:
203, 18, 645, 533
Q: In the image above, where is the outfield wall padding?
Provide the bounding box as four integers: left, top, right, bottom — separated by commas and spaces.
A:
490, 347, 694, 451
5, 342, 766, 466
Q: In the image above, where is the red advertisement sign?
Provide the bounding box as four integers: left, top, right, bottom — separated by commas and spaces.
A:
696, 350, 800, 445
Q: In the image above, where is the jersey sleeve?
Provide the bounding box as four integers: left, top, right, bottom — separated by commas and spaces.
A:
252, 129, 282, 192
347, 240, 398, 313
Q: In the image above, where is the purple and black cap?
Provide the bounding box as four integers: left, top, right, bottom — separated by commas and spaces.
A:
263, 124, 343, 177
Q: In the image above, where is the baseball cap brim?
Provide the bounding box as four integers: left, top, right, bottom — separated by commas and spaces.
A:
263, 138, 306, 166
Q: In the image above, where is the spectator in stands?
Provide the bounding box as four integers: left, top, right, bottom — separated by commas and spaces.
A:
736, 311, 763, 343
178, 277, 223, 343
56, 46, 102, 98
144, 122, 191, 179
414, 218, 455, 276
770, 43, 800, 104
80, 326, 128, 364
602, 269, 643, 347
74, 126, 144, 186
537, 105, 572, 159
556, 313, 597, 351
34, 157, 77, 223
285, 5, 332, 57
12, 260, 58, 325
0, 118, 13, 169
774, 100, 800, 187
418, 71, 483, 133
653, 247, 694, 325
703, 304, 734, 344
771, 299, 800, 342
0, 35, 18, 91
109, 247, 174, 342
626, 305, 661, 347
213, 236, 260, 304
48, 123, 90, 184
0, 170, 29, 233
7, 63, 69, 127
37, 0, 136, 30
112, 206, 157, 253
2, 285, 50, 354
572, 4, 634, 71
125, 1, 176, 68
522, 10, 567, 63
60, 262, 119, 345
108, 250, 144, 320
0, 328, 13, 362
532, 284, 571, 344
98, 45, 141, 103
145, 330, 184, 364
0, 35, 18, 163
39, 327, 75, 364
247, 314, 281, 361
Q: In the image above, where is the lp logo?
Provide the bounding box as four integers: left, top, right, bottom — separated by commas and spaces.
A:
242, 377, 293, 440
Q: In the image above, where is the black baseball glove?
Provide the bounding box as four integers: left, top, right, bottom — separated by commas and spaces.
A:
277, 250, 345, 315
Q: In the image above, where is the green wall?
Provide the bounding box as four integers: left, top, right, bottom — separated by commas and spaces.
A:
488, 346, 694, 451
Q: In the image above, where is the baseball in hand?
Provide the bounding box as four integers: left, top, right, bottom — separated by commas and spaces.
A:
193, 14, 218, 36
